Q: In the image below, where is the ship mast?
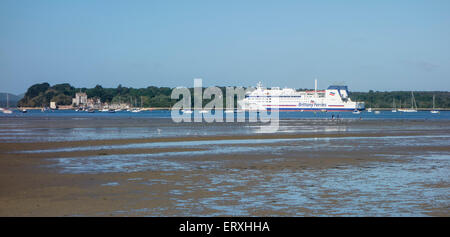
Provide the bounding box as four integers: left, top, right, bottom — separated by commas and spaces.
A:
314, 79, 317, 98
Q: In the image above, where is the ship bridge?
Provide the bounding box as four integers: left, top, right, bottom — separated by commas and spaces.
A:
327, 85, 349, 100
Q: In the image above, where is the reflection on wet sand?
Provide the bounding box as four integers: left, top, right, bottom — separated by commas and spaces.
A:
0, 116, 449, 216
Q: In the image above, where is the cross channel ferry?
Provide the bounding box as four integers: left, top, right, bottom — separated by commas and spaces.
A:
239, 80, 365, 112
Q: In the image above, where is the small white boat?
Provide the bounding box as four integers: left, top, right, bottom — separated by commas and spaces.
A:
114, 109, 122, 112
367, 108, 372, 113
352, 110, 361, 114
399, 109, 417, 112
2, 109, 12, 114
100, 108, 109, 112
181, 109, 193, 114
131, 108, 141, 113
224, 110, 234, 113
392, 98, 397, 112
374, 111, 381, 114
2, 94, 13, 114
430, 95, 439, 114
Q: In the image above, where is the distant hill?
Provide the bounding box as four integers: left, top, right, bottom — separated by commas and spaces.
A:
0, 93, 24, 108
18, 82, 174, 108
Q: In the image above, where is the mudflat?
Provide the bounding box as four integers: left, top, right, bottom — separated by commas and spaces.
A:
0, 116, 449, 216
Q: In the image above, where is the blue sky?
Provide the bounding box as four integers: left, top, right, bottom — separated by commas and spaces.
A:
1, 0, 450, 94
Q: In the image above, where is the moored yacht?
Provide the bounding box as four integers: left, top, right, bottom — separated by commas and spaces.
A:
398, 92, 418, 112
430, 95, 439, 114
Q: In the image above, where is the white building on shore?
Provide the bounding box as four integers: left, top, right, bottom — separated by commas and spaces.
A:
50, 101, 57, 109
72, 92, 88, 107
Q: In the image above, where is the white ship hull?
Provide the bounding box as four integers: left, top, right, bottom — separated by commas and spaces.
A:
239, 82, 364, 112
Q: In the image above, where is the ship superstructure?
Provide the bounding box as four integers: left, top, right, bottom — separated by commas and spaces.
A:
239, 80, 365, 111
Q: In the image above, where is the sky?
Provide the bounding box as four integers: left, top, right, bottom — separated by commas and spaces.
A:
1, 0, 450, 94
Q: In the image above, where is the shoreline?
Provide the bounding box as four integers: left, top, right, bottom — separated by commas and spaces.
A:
11, 107, 450, 111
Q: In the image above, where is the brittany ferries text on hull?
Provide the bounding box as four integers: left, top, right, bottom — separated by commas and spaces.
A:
239, 80, 365, 112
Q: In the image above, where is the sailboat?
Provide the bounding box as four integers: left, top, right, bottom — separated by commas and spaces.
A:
398, 92, 417, 112
430, 95, 439, 114
391, 98, 397, 112
2, 93, 13, 114
115, 97, 122, 112
130, 97, 141, 112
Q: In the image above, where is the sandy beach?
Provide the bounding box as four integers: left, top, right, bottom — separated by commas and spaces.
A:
0, 115, 449, 216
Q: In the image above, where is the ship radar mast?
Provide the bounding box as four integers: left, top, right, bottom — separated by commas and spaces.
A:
314, 78, 318, 98
256, 81, 263, 89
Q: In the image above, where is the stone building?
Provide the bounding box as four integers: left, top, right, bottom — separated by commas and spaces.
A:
72, 92, 88, 107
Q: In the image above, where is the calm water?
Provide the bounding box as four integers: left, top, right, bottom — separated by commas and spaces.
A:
1, 110, 449, 143
1, 109, 450, 120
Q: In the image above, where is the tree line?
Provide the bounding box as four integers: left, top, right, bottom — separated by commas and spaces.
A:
349, 90, 450, 109
18, 82, 450, 108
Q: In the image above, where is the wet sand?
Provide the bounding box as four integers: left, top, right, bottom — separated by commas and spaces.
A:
0, 117, 449, 216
